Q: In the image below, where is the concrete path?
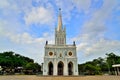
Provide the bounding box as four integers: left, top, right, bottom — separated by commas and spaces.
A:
0, 75, 120, 80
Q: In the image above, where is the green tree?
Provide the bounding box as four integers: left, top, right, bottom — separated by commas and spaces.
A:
106, 52, 120, 74
0, 51, 41, 74
25, 62, 36, 70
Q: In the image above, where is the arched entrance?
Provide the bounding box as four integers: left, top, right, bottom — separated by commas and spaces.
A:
58, 61, 64, 75
48, 62, 53, 75
68, 62, 73, 75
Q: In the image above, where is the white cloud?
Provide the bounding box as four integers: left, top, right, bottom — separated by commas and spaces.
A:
84, 39, 120, 55
0, 0, 20, 15
55, 0, 92, 23
0, 20, 11, 36
55, 0, 74, 21
0, 0, 120, 64
80, 0, 115, 41
7, 32, 53, 45
0, 0, 56, 64
74, 0, 120, 57
0, 0, 10, 9
76, 38, 120, 59
55, 0, 91, 12
5, 32, 54, 63
24, 7, 55, 26
72, 0, 91, 11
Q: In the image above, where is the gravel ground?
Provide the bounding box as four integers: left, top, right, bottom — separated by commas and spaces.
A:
0, 75, 120, 80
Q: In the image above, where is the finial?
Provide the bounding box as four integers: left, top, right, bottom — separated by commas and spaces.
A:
59, 8, 61, 11
46, 41, 48, 45
73, 41, 76, 46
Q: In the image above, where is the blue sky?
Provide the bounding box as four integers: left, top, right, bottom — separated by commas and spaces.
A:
0, 0, 120, 64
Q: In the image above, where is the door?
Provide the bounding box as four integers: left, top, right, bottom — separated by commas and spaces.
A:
48, 62, 53, 75
68, 62, 73, 75
58, 61, 64, 75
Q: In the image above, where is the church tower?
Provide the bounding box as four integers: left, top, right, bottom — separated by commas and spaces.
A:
43, 9, 78, 76
55, 8, 66, 45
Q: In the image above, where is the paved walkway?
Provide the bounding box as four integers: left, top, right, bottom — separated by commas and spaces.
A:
0, 75, 120, 80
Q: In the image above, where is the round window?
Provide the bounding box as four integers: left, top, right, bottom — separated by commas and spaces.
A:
49, 52, 53, 56
69, 52, 72, 56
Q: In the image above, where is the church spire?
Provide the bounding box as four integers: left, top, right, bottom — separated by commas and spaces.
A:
57, 8, 62, 31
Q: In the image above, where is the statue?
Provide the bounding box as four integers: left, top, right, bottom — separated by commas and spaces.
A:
46, 41, 48, 45
73, 41, 76, 46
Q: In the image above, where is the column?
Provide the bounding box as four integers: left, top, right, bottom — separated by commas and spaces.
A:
74, 60, 78, 75
117, 67, 120, 75
114, 67, 117, 76
64, 59, 68, 75
43, 62, 47, 75
53, 59, 57, 75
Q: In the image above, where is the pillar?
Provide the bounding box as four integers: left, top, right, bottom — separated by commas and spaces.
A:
53, 59, 57, 75
74, 60, 78, 75
64, 59, 68, 75
114, 67, 117, 76
43, 62, 48, 75
117, 67, 120, 75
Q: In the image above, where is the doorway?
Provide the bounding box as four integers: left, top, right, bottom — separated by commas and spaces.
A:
48, 62, 53, 75
68, 62, 73, 75
58, 61, 64, 75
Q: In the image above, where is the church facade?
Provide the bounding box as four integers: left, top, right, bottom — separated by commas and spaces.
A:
43, 9, 78, 76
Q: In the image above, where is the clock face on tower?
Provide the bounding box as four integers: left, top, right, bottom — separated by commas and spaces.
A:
49, 52, 53, 56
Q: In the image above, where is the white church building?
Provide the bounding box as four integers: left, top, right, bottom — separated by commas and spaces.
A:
43, 9, 78, 76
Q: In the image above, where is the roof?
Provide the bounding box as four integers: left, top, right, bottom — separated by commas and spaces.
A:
112, 64, 120, 67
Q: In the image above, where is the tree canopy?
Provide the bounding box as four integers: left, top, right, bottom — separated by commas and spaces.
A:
0, 51, 41, 74
78, 52, 120, 75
